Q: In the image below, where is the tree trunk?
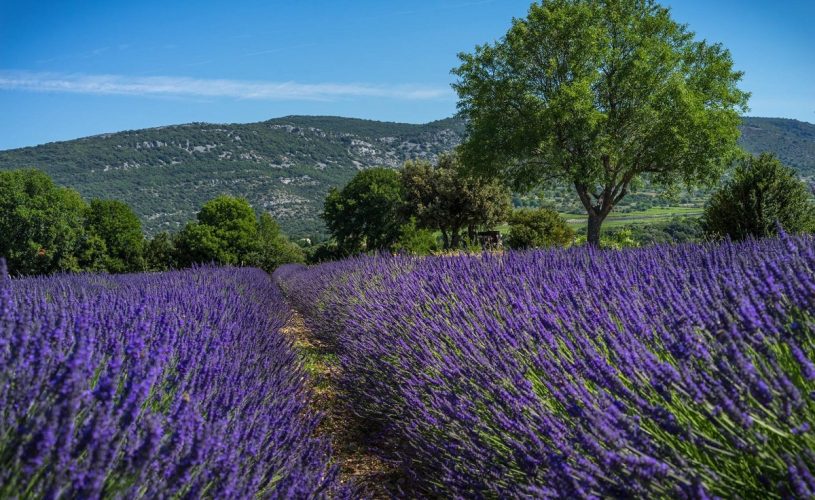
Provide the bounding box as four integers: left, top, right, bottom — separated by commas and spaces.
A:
451, 232, 461, 249
441, 230, 450, 250
587, 213, 604, 247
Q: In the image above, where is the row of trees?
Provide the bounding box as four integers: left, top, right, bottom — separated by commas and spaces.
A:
320, 150, 814, 257
0, 169, 304, 277
0, 170, 145, 276
320, 153, 576, 256
322, 154, 513, 255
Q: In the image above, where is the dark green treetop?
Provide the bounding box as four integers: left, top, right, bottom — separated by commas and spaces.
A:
0, 169, 88, 275
703, 153, 815, 240
402, 154, 511, 249
175, 195, 259, 266
322, 167, 405, 255
86, 199, 145, 273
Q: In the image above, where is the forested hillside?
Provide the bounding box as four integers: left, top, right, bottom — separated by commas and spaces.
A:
0, 116, 463, 238
0, 115, 810, 239
740, 117, 815, 176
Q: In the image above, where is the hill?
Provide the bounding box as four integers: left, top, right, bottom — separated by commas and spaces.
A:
0, 115, 811, 239
739, 117, 815, 177
0, 116, 464, 239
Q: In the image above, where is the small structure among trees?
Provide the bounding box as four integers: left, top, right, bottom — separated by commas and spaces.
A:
476, 230, 503, 250
401, 154, 511, 250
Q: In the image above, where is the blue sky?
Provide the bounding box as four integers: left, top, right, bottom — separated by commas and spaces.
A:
0, 0, 813, 150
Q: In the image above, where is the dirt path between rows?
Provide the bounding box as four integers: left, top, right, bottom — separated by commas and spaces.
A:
281, 310, 401, 498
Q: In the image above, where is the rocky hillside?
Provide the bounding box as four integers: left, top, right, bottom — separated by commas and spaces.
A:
0, 116, 464, 239
739, 117, 815, 177
0, 115, 811, 239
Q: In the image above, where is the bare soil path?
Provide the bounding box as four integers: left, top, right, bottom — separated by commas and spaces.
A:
281, 310, 402, 498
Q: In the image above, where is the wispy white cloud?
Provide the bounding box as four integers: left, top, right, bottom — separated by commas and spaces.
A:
0, 71, 452, 101
242, 43, 317, 58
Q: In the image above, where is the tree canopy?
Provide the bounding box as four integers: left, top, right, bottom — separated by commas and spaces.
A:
453, 0, 749, 245
506, 208, 574, 250
85, 199, 145, 273
402, 154, 511, 249
703, 153, 815, 240
175, 196, 259, 267
0, 169, 88, 275
247, 213, 306, 271
174, 195, 304, 271
322, 168, 405, 254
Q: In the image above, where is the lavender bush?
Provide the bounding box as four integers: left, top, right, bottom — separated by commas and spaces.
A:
278, 234, 815, 498
0, 262, 339, 498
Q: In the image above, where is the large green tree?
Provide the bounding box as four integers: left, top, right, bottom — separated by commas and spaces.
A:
175, 196, 259, 266
402, 154, 511, 249
322, 168, 405, 254
703, 153, 815, 240
86, 199, 145, 273
453, 0, 749, 245
0, 169, 88, 275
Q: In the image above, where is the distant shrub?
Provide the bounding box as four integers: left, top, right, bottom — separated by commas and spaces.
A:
393, 219, 440, 255
703, 153, 815, 240
506, 208, 573, 249
608, 217, 704, 246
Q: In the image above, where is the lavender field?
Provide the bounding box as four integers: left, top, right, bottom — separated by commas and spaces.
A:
0, 264, 339, 497
3, 235, 814, 498
278, 234, 815, 498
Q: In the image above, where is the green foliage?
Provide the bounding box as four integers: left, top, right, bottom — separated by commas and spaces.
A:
173, 195, 302, 271
0, 169, 88, 275
174, 222, 231, 266
305, 241, 342, 264
0, 116, 465, 241
402, 154, 511, 249
740, 117, 815, 177
703, 153, 815, 240
574, 228, 640, 249
247, 213, 306, 273
393, 218, 441, 255
453, 0, 750, 245
196, 195, 259, 263
144, 232, 175, 272
76, 232, 109, 272
606, 217, 704, 246
85, 199, 145, 273
603, 228, 640, 250
322, 168, 405, 254
506, 208, 574, 249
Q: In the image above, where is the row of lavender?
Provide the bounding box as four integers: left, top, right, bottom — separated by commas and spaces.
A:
0, 263, 340, 498
277, 234, 815, 498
